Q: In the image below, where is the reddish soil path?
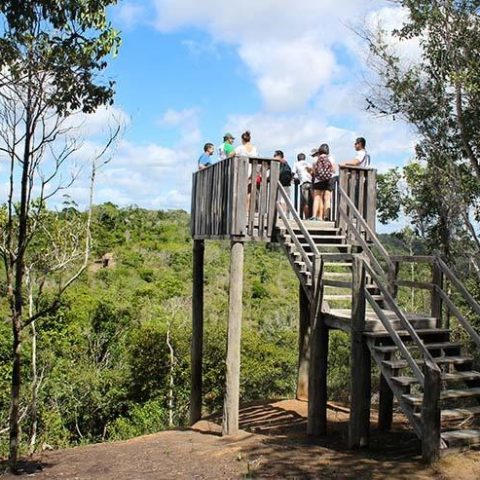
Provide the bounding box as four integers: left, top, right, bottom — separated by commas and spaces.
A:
2, 400, 480, 479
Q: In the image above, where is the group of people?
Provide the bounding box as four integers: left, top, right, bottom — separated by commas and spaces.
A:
197, 131, 370, 221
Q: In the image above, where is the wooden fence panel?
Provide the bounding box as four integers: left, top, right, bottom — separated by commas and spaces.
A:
191, 156, 281, 241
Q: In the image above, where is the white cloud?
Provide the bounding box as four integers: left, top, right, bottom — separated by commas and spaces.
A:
114, 2, 148, 29
152, 0, 390, 111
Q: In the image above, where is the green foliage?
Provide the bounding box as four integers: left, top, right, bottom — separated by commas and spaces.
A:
0, 1, 121, 114
367, 0, 480, 260
0, 205, 312, 456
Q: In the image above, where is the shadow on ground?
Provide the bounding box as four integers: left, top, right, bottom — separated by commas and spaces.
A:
235, 400, 433, 480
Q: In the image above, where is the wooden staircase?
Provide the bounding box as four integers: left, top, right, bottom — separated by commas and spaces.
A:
275, 186, 480, 456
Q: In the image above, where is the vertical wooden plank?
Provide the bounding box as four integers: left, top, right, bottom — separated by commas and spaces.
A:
349, 256, 371, 449
258, 161, 268, 238
248, 159, 258, 236
296, 284, 310, 400
431, 259, 444, 327
358, 170, 365, 233
229, 158, 238, 236
191, 172, 197, 237
307, 313, 329, 437
222, 241, 244, 436
338, 168, 349, 234
190, 239, 204, 424
388, 261, 400, 299
422, 362, 441, 464
366, 170, 377, 237
267, 161, 280, 239
236, 156, 249, 237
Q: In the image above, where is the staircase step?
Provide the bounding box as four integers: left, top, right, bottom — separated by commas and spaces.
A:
374, 342, 462, 355
324, 294, 382, 301
383, 355, 473, 371
324, 294, 352, 301
392, 371, 480, 388
289, 220, 335, 229
441, 429, 480, 448
296, 235, 345, 241
364, 328, 451, 339
403, 387, 480, 406
323, 272, 352, 278
324, 262, 352, 268
414, 405, 480, 424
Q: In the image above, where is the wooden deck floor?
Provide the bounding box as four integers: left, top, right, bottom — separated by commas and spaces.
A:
324, 309, 437, 333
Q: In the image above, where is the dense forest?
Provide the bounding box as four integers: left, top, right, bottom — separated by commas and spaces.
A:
2, 203, 479, 457
0, 205, 355, 456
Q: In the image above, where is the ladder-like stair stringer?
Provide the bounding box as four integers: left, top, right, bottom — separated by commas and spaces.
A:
275, 217, 480, 453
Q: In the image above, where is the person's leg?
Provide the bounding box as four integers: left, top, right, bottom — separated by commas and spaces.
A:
323, 189, 332, 221
317, 190, 325, 220
312, 190, 321, 219
302, 184, 311, 218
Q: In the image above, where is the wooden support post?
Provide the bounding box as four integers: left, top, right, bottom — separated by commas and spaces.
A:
378, 353, 393, 432
380, 262, 398, 432
296, 284, 310, 400
422, 362, 442, 464
307, 256, 328, 437
431, 259, 444, 327
190, 239, 204, 425
349, 256, 371, 449
222, 240, 244, 436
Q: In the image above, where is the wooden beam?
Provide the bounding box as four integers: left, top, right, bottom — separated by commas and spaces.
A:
307, 260, 328, 437
222, 240, 244, 436
349, 256, 371, 449
431, 259, 444, 326
378, 354, 393, 432
422, 362, 442, 464
190, 239, 204, 425
296, 284, 310, 400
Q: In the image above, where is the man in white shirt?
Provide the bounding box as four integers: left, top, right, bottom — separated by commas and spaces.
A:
342, 137, 371, 167
292, 153, 312, 218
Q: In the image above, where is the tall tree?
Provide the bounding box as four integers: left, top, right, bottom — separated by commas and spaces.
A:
365, 0, 480, 259
0, 1, 120, 471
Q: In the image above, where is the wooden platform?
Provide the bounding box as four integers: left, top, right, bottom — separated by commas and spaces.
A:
324, 309, 437, 333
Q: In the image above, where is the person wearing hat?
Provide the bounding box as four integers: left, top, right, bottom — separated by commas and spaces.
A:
218, 132, 235, 161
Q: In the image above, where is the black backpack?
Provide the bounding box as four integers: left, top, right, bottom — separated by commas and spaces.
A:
279, 162, 293, 186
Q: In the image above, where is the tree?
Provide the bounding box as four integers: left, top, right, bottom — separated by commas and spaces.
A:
0, 1, 120, 471
365, 0, 480, 260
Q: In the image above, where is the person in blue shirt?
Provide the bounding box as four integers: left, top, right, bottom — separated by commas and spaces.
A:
198, 143, 215, 170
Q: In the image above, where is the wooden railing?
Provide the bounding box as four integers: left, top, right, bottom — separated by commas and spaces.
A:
390, 255, 480, 349
191, 156, 280, 241
337, 166, 377, 242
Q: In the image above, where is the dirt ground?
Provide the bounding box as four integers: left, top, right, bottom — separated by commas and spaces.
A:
2, 399, 480, 479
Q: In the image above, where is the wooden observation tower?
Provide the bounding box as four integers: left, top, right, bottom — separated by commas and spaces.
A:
190, 155, 480, 463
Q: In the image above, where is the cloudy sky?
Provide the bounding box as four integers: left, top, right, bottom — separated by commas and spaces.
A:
2, 0, 421, 219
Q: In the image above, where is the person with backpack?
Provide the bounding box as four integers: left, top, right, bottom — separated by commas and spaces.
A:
309, 144, 334, 221
274, 150, 293, 216
342, 137, 371, 167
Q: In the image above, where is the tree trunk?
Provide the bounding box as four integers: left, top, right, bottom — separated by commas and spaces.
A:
9, 318, 22, 471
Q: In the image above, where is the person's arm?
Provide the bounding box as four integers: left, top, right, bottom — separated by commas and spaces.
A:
342, 158, 360, 166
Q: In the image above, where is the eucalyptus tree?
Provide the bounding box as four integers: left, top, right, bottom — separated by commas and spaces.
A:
0, 1, 120, 470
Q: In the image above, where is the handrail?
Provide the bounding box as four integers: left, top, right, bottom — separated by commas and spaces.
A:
435, 287, 480, 349
337, 185, 394, 271
277, 184, 320, 257
437, 257, 480, 318
436, 257, 480, 350
277, 201, 313, 272
364, 289, 426, 385
363, 260, 441, 380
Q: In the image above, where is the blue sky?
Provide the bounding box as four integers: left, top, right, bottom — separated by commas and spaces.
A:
1, 0, 421, 231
